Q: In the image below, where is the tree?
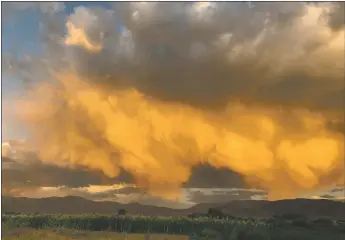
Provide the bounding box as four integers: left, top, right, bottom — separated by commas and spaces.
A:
118, 209, 127, 215
207, 208, 224, 218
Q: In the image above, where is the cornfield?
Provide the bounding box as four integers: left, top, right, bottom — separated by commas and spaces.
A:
2, 214, 345, 240
2, 214, 266, 234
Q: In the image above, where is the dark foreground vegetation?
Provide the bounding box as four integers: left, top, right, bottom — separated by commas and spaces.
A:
2, 213, 345, 240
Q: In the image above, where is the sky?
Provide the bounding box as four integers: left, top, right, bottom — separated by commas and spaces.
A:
2, 2, 113, 140
1, 2, 344, 208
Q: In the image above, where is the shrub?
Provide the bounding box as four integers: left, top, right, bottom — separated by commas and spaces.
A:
118, 209, 127, 216
280, 214, 307, 221
207, 208, 224, 218
291, 219, 310, 228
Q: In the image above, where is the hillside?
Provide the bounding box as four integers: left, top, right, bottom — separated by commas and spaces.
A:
2, 196, 345, 219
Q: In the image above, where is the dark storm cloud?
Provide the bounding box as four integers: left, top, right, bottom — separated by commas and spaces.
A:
1, 155, 134, 196
184, 164, 247, 189
326, 2, 345, 31
2, 155, 175, 205
5, 2, 344, 112
2, 155, 247, 193
54, 2, 343, 112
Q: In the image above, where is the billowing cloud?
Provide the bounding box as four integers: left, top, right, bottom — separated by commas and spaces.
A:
325, 2, 345, 31
57, 3, 344, 111
1, 142, 247, 197
184, 164, 247, 189
1, 142, 134, 197
3, 2, 344, 201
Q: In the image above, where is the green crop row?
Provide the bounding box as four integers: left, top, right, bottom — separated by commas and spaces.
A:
2, 214, 268, 236
2, 214, 345, 240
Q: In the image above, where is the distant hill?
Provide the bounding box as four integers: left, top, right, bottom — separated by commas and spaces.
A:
2, 196, 345, 220
189, 198, 345, 220
1, 196, 185, 216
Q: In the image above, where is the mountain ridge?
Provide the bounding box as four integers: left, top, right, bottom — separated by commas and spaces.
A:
3, 195, 345, 220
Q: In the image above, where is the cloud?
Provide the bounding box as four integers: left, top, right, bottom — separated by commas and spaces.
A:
325, 2, 345, 31
188, 189, 267, 203
2, 169, 192, 208
309, 195, 345, 201
1, 141, 246, 199
11, 3, 342, 110
31, 185, 135, 202
4, 2, 345, 201
2, 151, 247, 196
1, 153, 134, 197
2, 2, 65, 22
184, 164, 247, 189
319, 194, 336, 199
55, 3, 343, 111
331, 187, 345, 193
1, 144, 246, 208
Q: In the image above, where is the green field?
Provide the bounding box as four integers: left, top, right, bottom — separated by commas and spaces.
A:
2, 214, 345, 240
